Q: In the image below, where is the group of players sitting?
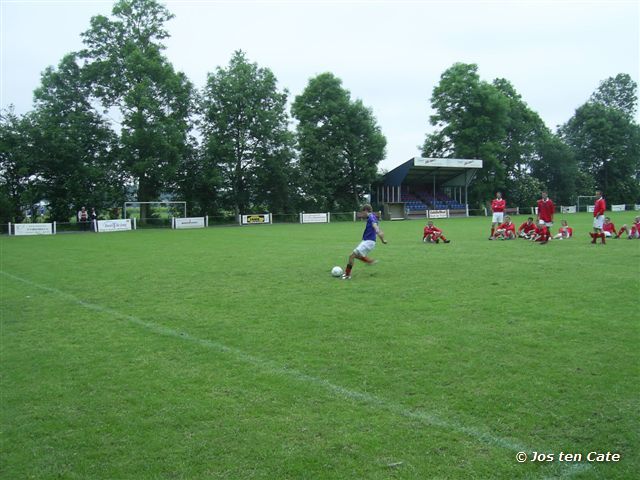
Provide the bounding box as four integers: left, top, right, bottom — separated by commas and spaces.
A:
490, 216, 569, 244
422, 215, 640, 244
601, 216, 640, 240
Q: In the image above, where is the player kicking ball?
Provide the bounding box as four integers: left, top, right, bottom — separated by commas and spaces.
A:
422, 221, 451, 244
342, 204, 387, 280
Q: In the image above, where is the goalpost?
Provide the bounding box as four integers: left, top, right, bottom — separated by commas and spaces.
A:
123, 201, 187, 219
577, 196, 597, 213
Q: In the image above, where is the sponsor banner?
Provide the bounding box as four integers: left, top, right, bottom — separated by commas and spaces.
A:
97, 219, 132, 233
414, 157, 483, 169
561, 206, 577, 214
14, 223, 54, 236
241, 213, 271, 225
587, 206, 595, 213
635, 204, 640, 211
301, 213, 329, 224
427, 209, 449, 219
173, 217, 205, 229
611, 204, 625, 212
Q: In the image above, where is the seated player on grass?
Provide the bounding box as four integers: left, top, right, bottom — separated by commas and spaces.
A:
553, 219, 573, 240
422, 221, 450, 244
518, 217, 537, 239
531, 220, 551, 244
616, 216, 640, 239
602, 217, 619, 238
494, 215, 516, 240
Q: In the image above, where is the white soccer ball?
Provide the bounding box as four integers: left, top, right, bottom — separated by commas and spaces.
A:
331, 266, 343, 277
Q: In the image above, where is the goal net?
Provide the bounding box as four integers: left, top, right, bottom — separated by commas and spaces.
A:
124, 201, 187, 220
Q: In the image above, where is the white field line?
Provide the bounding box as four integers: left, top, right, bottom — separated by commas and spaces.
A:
2, 270, 592, 479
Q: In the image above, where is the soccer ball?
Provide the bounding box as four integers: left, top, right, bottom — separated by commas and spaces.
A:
331, 266, 343, 277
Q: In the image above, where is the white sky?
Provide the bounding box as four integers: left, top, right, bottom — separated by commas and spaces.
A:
1, 0, 639, 171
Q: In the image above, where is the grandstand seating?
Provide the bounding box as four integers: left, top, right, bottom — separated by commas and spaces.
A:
401, 192, 429, 212
406, 189, 466, 210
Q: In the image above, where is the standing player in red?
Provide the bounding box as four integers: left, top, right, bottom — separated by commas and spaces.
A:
489, 192, 506, 240
590, 190, 607, 244
422, 221, 451, 243
537, 191, 555, 233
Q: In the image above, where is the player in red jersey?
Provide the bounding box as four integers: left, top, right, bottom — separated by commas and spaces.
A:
617, 216, 640, 239
532, 220, 551, 244
518, 217, 537, 239
489, 192, 506, 239
602, 217, 619, 238
423, 221, 450, 243
494, 215, 516, 239
537, 191, 555, 230
553, 220, 573, 240
590, 190, 607, 244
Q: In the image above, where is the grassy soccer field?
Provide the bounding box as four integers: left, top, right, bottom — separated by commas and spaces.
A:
1, 213, 638, 479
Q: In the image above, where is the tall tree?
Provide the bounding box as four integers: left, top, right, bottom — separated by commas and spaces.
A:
79, 0, 194, 221
422, 63, 509, 205
173, 145, 223, 217
560, 102, 640, 204
292, 73, 386, 210
200, 50, 295, 214
531, 132, 578, 205
589, 73, 637, 120
492, 79, 547, 174
0, 108, 38, 223
342, 99, 387, 207
31, 54, 122, 221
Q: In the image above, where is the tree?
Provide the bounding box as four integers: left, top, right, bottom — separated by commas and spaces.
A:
590, 73, 637, 120
342, 100, 387, 208
292, 73, 386, 211
492, 78, 554, 176
531, 132, 578, 205
0, 108, 38, 223
560, 102, 640, 204
31, 54, 122, 221
422, 63, 509, 205
173, 145, 223, 217
200, 51, 296, 214
79, 0, 194, 221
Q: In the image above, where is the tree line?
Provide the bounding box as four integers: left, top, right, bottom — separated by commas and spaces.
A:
1, 0, 638, 224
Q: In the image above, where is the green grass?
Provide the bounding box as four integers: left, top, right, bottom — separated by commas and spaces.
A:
1, 213, 638, 479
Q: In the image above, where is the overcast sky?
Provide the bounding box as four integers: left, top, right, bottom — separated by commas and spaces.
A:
1, 0, 638, 171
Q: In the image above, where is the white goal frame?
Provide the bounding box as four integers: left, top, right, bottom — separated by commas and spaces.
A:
123, 201, 186, 219
577, 196, 597, 213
